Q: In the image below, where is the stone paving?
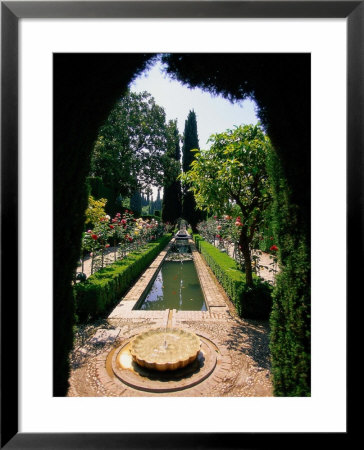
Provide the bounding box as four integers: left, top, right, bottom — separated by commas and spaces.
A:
68, 238, 273, 397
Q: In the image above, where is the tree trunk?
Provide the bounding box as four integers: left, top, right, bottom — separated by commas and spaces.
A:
239, 230, 253, 286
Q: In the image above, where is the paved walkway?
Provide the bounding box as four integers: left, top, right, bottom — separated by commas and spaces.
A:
68, 239, 274, 397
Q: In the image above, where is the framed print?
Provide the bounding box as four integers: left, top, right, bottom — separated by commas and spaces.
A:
1, 1, 358, 448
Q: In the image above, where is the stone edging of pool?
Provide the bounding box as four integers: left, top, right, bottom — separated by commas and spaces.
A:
107, 238, 230, 323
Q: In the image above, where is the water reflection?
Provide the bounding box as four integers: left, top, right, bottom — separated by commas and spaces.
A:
139, 261, 207, 311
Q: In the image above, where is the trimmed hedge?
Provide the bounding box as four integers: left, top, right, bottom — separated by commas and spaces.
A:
193, 235, 272, 319
74, 234, 172, 322
266, 148, 311, 397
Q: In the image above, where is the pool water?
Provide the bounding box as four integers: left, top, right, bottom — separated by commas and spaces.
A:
138, 260, 207, 311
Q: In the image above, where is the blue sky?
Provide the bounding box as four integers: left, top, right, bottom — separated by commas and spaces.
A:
130, 60, 259, 149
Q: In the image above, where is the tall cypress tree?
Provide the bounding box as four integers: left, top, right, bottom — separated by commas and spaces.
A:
162, 120, 182, 224
130, 190, 142, 216
182, 110, 204, 231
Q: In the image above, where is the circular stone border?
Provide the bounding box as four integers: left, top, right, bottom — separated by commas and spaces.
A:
111, 335, 218, 393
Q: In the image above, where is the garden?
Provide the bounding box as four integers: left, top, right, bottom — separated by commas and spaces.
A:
54, 54, 310, 399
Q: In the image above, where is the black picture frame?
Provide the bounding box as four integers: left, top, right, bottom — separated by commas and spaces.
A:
1, 1, 358, 448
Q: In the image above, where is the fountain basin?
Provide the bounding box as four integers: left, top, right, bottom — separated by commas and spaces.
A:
130, 328, 201, 371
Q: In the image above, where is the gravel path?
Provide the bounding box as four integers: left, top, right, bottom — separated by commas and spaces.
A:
76, 247, 124, 279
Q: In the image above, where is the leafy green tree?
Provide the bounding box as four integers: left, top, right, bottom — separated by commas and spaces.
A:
162, 120, 182, 224
182, 124, 272, 286
90, 91, 171, 206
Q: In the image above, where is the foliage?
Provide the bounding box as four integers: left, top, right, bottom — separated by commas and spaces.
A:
266, 148, 311, 396
86, 176, 116, 214
193, 235, 272, 318
161, 53, 311, 395
54, 53, 155, 396
90, 91, 178, 200
196, 215, 279, 281
162, 119, 182, 224
80, 208, 165, 276
181, 110, 204, 231
182, 124, 273, 286
130, 190, 142, 216
55, 53, 310, 397
74, 234, 172, 322
84, 195, 108, 227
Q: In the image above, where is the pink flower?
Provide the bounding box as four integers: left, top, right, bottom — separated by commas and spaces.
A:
87, 230, 92, 233
217, 225, 222, 230
105, 244, 110, 248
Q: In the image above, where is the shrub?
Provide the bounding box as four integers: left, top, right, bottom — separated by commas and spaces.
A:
266, 148, 311, 397
193, 235, 272, 319
74, 234, 172, 322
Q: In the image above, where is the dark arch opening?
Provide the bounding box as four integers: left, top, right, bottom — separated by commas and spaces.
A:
54, 53, 310, 396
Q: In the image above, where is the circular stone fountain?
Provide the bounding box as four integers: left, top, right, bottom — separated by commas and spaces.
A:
110, 331, 219, 393
130, 328, 201, 371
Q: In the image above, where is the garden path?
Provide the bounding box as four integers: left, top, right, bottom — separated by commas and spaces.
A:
76, 246, 122, 279
212, 240, 279, 284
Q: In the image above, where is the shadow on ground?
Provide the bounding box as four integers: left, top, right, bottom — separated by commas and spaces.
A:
222, 318, 271, 371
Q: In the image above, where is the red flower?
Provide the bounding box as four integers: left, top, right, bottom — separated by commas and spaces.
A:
91, 234, 98, 240
216, 234, 221, 238
105, 244, 110, 248
109, 225, 114, 229
270, 245, 279, 251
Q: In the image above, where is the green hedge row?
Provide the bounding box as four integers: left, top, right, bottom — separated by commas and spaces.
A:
74, 234, 172, 322
193, 235, 272, 319
266, 148, 311, 397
